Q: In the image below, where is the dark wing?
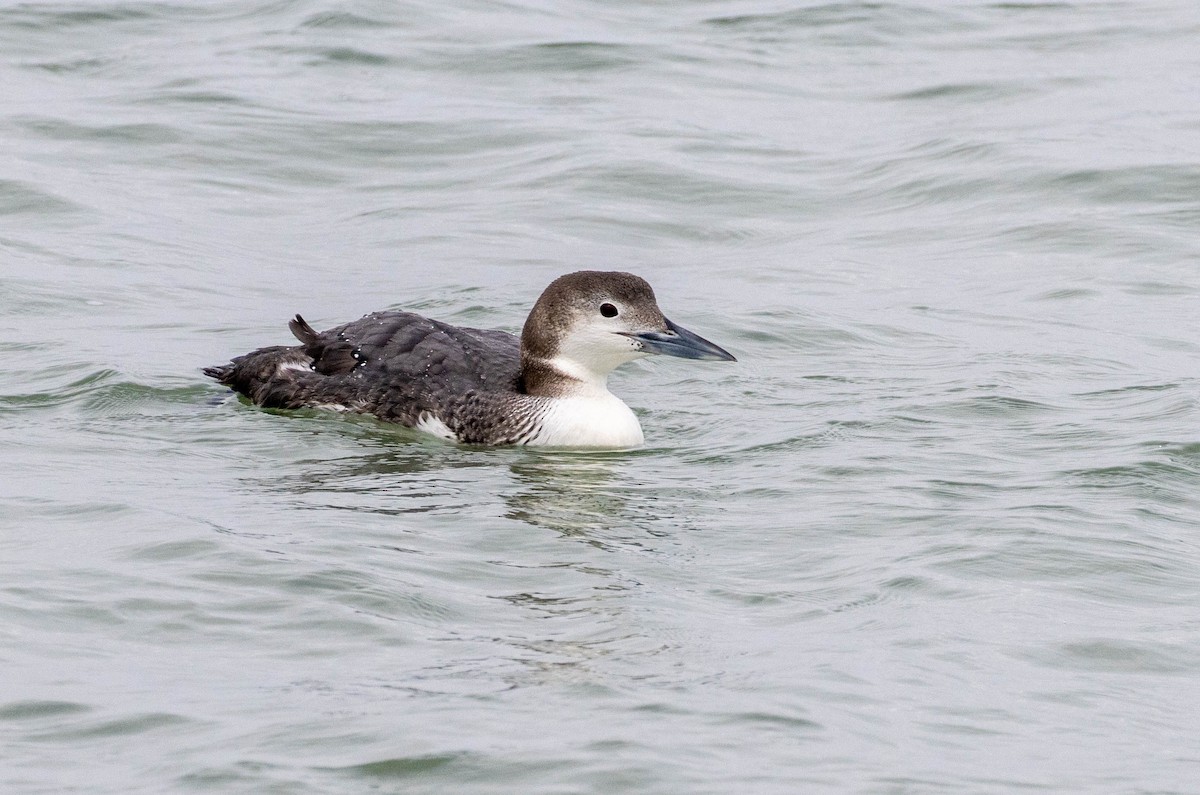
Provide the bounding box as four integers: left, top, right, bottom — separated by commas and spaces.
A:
294, 310, 521, 395
206, 310, 522, 424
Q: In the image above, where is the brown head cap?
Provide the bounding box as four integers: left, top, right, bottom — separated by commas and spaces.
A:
520, 270, 663, 360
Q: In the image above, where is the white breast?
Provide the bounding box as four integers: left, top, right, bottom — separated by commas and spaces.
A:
527, 392, 644, 449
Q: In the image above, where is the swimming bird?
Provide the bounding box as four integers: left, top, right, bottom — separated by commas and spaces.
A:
204, 271, 736, 447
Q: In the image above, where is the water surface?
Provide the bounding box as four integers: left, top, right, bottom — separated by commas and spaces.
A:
3, 1, 1200, 792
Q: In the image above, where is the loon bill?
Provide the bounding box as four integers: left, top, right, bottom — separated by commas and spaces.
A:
204, 270, 736, 448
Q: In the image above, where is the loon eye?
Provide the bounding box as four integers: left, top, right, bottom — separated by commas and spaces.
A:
600, 302, 618, 318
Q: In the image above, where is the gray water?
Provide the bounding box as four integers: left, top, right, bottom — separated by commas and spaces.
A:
3, 1, 1200, 792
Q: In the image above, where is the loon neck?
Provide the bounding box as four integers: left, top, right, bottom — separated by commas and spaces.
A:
521, 354, 611, 399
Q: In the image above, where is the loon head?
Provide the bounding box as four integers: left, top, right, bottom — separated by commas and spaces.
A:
520, 270, 736, 396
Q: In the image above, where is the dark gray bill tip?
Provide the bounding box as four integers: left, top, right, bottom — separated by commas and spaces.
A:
621, 317, 737, 362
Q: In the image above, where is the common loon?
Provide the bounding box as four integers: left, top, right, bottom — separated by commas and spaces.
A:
204, 271, 736, 447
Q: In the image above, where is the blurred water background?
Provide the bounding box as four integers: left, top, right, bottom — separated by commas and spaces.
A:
3, 1, 1200, 792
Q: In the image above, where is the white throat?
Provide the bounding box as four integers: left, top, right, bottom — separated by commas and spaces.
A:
543, 354, 612, 391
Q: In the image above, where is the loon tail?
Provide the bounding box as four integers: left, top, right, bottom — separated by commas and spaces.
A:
203, 363, 233, 383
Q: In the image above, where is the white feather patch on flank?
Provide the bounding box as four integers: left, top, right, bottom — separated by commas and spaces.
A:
415, 412, 458, 441
276, 361, 313, 375
310, 402, 350, 412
